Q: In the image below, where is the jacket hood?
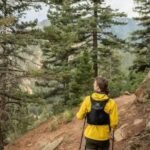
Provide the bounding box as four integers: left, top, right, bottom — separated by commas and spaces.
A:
91, 92, 109, 101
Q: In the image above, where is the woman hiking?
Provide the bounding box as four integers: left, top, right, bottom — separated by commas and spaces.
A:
76, 76, 118, 150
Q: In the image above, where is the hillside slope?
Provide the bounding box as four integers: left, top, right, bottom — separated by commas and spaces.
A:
5, 93, 149, 150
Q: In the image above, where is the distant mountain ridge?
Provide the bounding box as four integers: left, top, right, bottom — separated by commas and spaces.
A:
38, 18, 140, 39
111, 18, 140, 39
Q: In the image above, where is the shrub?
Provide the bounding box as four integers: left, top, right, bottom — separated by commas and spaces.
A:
48, 116, 60, 132
62, 109, 74, 123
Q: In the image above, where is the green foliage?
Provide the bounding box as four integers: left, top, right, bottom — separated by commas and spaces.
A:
0, 0, 46, 148
48, 109, 74, 132
130, 0, 150, 72
109, 72, 145, 97
68, 50, 93, 106
6, 106, 34, 142
62, 109, 74, 123
124, 72, 145, 92
39, 0, 126, 114
48, 116, 60, 132
109, 76, 125, 97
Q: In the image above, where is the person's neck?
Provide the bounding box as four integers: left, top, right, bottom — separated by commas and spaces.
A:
94, 90, 106, 94
94, 90, 102, 94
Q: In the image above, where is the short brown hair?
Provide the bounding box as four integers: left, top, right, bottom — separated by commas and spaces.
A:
95, 76, 109, 95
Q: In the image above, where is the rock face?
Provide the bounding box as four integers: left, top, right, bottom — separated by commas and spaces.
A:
146, 115, 150, 131
18, 42, 63, 100
115, 119, 144, 142
125, 73, 150, 150
126, 130, 150, 150
146, 120, 150, 131
133, 119, 143, 126
113, 74, 150, 150
115, 124, 128, 142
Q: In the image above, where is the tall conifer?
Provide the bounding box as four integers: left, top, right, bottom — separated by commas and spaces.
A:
131, 0, 150, 72
41, 0, 126, 107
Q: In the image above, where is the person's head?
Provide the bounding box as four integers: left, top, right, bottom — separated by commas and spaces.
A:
93, 76, 109, 95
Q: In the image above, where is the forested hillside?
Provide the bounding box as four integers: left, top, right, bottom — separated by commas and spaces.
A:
0, 0, 149, 150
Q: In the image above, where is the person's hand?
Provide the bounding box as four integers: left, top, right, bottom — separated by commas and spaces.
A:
110, 129, 115, 140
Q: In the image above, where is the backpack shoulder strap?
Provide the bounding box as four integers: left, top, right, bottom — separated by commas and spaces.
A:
90, 96, 109, 110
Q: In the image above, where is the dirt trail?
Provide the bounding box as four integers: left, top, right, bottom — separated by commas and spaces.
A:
5, 94, 145, 150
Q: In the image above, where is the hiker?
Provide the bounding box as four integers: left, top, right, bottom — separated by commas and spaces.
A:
76, 76, 118, 150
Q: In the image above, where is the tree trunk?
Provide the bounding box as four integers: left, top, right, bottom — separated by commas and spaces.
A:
93, 0, 98, 77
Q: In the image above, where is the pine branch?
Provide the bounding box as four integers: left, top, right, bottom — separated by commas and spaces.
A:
6, 101, 21, 106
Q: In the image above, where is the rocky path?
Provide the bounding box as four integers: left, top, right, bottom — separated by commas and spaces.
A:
5, 94, 146, 150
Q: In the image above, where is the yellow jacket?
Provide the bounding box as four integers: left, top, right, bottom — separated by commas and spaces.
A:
76, 92, 118, 141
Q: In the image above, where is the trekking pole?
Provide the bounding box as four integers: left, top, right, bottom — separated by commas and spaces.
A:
112, 129, 115, 150
79, 117, 86, 150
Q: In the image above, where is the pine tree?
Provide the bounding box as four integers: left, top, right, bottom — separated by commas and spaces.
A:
73, 0, 126, 77
69, 50, 93, 106
0, 0, 45, 149
39, 0, 85, 110
131, 0, 150, 72
40, 0, 126, 109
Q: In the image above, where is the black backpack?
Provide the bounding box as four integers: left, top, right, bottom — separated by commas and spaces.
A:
87, 96, 110, 125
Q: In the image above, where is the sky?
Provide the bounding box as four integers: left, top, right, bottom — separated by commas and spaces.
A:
24, 0, 137, 22
106, 0, 137, 17
22, 3, 49, 22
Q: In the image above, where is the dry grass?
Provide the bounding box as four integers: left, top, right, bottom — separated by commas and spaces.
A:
48, 109, 74, 132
